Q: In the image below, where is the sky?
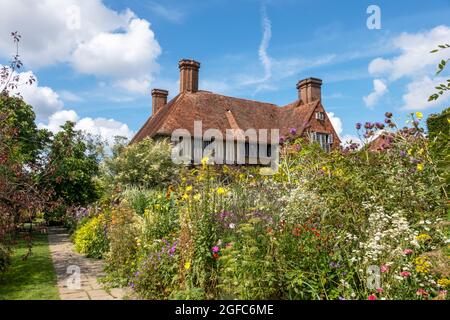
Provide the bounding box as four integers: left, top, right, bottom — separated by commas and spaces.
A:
0, 0, 449, 144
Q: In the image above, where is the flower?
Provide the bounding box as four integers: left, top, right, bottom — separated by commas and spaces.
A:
380, 265, 389, 273
229, 223, 235, 229
417, 163, 424, 171
201, 156, 209, 166
415, 112, 423, 120
416, 233, 432, 241
385, 112, 393, 118
437, 278, 450, 288
212, 253, 219, 260
193, 194, 201, 201
185, 185, 193, 192
212, 246, 220, 253
400, 271, 411, 278
216, 187, 227, 196
416, 288, 428, 296
355, 123, 362, 130
290, 128, 297, 135
368, 294, 377, 300
184, 262, 191, 270
376, 288, 383, 293
403, 249, 413, 255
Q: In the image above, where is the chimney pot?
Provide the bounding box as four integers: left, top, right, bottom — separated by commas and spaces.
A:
151, 89, 168, 115
179, 59, 200, 93
296, 77, 322, 104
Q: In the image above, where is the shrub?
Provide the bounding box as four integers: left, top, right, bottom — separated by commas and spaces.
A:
104, 206, 142, 286
73, 213, 109, 258
104, 137, 178, 189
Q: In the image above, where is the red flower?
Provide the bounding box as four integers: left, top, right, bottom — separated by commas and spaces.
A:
368, 294, 377, 300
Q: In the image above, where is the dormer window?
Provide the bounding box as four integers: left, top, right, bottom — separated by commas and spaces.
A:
315, 111, 325, 121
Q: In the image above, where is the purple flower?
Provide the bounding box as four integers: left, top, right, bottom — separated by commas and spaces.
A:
375, 122, 385, 130
290, 128, 297, 135
385, 112, 393, 118
400, 150, 407, 157
384, 118, 391, 124
279, 136, 286, 144
212, 246, 220, 253
355, 123, 362, 130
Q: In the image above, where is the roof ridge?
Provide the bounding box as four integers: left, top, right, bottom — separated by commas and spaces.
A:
196, 90, 279, 108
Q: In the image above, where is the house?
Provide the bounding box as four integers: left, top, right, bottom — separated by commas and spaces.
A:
131, 59, 341, 165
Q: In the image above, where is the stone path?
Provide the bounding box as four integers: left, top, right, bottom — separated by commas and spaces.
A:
48, 227, 128, 300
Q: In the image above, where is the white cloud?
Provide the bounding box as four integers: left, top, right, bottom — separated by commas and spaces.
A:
0, 1, 161, 94
365, 25, 450, 110
72, 18, 160, 79
3, 68, 64, 119
39, 109, 134, 145
340, 134, 362, 148
146, 2, 185, 23
368, 25, 450, 80
326, 112, 343, 137
259, 5, 272, 82
58, 90, 83, 103
401, 76, 450, 110
363, 78, 388, 107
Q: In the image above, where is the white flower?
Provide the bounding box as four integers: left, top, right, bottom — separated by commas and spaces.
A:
229, 223, 235, 229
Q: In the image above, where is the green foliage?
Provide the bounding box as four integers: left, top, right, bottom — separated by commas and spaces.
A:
47, 121, 101, 208
103, 137, 177, 189
73, 214, 109, 258
429, 44, 450, 102
427, 107, 450, 194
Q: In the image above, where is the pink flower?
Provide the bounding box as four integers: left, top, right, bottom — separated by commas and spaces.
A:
376, 288, 383, 293
368, 294, 377, 300
416, 289, 428, 296
400, 271, 411, 278
211, 246, 220, 253
380, 265, 389, 273
403, 249, 413, 255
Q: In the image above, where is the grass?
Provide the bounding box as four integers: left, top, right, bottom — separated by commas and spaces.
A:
0, 232, 59, 300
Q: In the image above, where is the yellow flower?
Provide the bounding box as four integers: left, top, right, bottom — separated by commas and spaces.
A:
415, 112, 423, 120
415, 256, 431, 274
184, 262, 191, 270
185, 185, 193, 193
193, 194, 201, 201
201, 156, 209, 166
181, 193, 189, 201
416, 233, 432, 241
407, 149, 413, 156
216, 187, 227, 196
437, 278, 450, 287
417, 163, 424, 171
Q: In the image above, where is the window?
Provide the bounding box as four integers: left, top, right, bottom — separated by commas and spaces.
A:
312, 132, 333, 152
315, 111, 325, 121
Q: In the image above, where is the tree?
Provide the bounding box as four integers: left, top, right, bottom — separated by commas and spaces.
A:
46, 122, 101, 209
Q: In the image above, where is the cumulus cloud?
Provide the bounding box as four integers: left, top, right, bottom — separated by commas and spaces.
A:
39, 110, 134, 145
72, 18, 160, 78
326, 112, 343, 137
0, 0, 161, 94
368, 25, 450, 80
363, 79, 388, 107
401, 76, 450, 110
366, 25, 450, 110
3, 68, 64, 119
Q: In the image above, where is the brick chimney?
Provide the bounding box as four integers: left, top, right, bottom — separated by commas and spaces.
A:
296, 78, 322, 104
152, 89, 168, 115
179, 59, 200, 93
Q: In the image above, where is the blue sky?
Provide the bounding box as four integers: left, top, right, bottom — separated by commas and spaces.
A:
0, 0, 449, 143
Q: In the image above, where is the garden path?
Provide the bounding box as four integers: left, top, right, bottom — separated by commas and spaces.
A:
48, 227, 127, 300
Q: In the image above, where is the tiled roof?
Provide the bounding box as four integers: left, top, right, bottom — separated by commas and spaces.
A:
131, 90, 325, 143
